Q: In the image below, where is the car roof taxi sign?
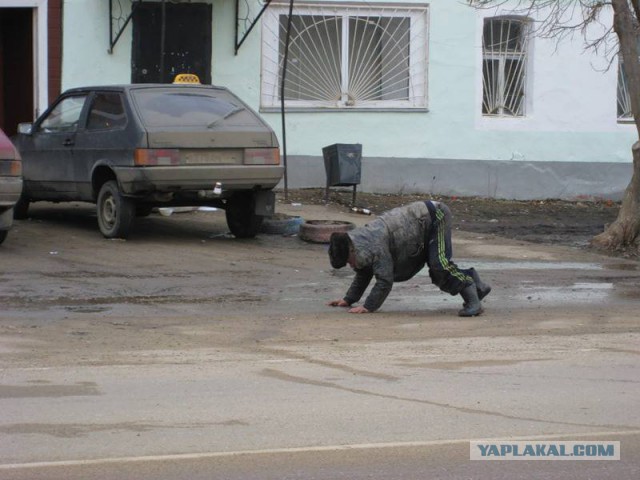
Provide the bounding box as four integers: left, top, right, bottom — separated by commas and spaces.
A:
173, 74, 201, 84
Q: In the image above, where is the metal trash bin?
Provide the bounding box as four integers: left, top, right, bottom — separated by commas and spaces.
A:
322, 143, 362, 205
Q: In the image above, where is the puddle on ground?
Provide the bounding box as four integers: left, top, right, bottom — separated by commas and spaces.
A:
617, 288, 640, 300
321, 256, 627, 309
513, 283, 614, 304
64, 306, 111, 313
605, 263, 639, 271
427, 260, 605, 272
400, 358, 553, 370
386, 282, 616, 310
0, 382, 100, 399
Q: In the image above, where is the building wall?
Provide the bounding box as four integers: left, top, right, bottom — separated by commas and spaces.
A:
61, 0, 637, 199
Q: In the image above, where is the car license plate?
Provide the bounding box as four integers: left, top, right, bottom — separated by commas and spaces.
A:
182, 150, 242, 165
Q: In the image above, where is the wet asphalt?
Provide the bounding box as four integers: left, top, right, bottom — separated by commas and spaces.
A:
0, 201, 638, 479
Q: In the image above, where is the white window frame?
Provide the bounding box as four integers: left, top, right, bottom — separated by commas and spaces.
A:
261, 1, 429, 111
481, 16, 530, 118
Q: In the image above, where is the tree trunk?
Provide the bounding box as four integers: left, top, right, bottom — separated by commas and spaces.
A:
591, 0, 640, 252
591, 142, 640, 251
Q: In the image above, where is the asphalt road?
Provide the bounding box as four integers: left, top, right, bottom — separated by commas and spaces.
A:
3, 433, 639, 480
0, 201, 639, 479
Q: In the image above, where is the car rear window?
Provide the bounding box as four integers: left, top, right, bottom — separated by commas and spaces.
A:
131, 88, 248, 128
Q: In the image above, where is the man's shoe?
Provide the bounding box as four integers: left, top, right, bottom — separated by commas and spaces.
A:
459, 284, 483, 317
469, 267, 491, 300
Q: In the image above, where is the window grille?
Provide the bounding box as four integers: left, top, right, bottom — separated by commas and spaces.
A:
482, 17, 529, 117
618, 61, 633, 121
261, 2, 428, 110
618, 62, 632, 120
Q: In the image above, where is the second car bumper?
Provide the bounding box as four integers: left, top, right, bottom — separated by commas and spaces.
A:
0, 176, 23, 207
0, 207, 14, 229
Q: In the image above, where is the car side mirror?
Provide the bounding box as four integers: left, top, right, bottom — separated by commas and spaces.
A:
17, 123, 33, 135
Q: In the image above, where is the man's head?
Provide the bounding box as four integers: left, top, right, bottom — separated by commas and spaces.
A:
328, 232, 351, 269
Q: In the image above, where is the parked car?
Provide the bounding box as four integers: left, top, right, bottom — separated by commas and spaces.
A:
12, 81, 283, 239
0, 128, 22, 245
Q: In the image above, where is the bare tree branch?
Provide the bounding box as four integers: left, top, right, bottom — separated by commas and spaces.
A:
470, 0, 640, 251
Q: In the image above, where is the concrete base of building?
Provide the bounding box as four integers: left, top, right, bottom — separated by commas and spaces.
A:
278, 155, 633, 201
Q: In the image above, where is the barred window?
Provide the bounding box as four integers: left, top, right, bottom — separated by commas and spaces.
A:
482, 17, 530, 117
261, 3, 428, 110
618, 60, 633, 121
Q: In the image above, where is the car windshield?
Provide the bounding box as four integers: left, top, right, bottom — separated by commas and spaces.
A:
131, 89, 245, 128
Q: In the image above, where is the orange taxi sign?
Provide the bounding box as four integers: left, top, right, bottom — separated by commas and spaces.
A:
173, 74, 201, 84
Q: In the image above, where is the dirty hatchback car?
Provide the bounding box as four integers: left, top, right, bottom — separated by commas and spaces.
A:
0, 128, 22, 245
13, 83, 283, 239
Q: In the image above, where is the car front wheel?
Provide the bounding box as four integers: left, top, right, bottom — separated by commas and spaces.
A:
97, 180, 135, 239
0, 229, 7, 245
225, 192, 263, 238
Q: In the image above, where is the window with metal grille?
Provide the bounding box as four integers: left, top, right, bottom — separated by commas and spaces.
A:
482, 17, 530, 117
618, 61, 633, 121
261, 2, 428, 110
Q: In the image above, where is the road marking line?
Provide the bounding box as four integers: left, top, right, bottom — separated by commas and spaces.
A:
2, 429, 639, 470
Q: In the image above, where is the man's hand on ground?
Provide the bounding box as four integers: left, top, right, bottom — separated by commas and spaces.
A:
348, 306, 370, 314
328, 299, 350, 307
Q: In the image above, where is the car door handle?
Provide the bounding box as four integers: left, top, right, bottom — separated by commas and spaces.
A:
63, 138, 75, 147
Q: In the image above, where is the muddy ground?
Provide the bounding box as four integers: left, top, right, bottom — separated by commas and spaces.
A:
2, 192, 639, 476
280, 188, 630, 257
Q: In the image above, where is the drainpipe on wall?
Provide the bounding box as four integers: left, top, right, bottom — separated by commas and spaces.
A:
280, 0, 294, 201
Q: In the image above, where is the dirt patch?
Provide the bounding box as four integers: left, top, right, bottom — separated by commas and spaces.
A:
278, 188, 635, 258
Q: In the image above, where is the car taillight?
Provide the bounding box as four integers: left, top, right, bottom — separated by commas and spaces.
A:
134, 149, 180, 166
244, 148, 280, 165
0, 160, 22, 176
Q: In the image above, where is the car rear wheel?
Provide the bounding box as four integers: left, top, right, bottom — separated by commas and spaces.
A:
97, 180, 135, 239
225, 192, 263, 238
0, 230, 7, 245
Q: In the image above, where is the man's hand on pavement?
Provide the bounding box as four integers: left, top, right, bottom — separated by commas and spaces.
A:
348, 306, 370, 314
328, 300, 370, 313
328, 299, 350, 307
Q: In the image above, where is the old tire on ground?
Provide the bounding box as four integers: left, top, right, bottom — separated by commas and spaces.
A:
259, 214, 304, 235
97, 180, 135, 239
299, 220, 356, 243
225, 192, 264, 238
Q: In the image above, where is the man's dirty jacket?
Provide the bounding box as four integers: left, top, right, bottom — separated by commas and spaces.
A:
344, 201, 433, 311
